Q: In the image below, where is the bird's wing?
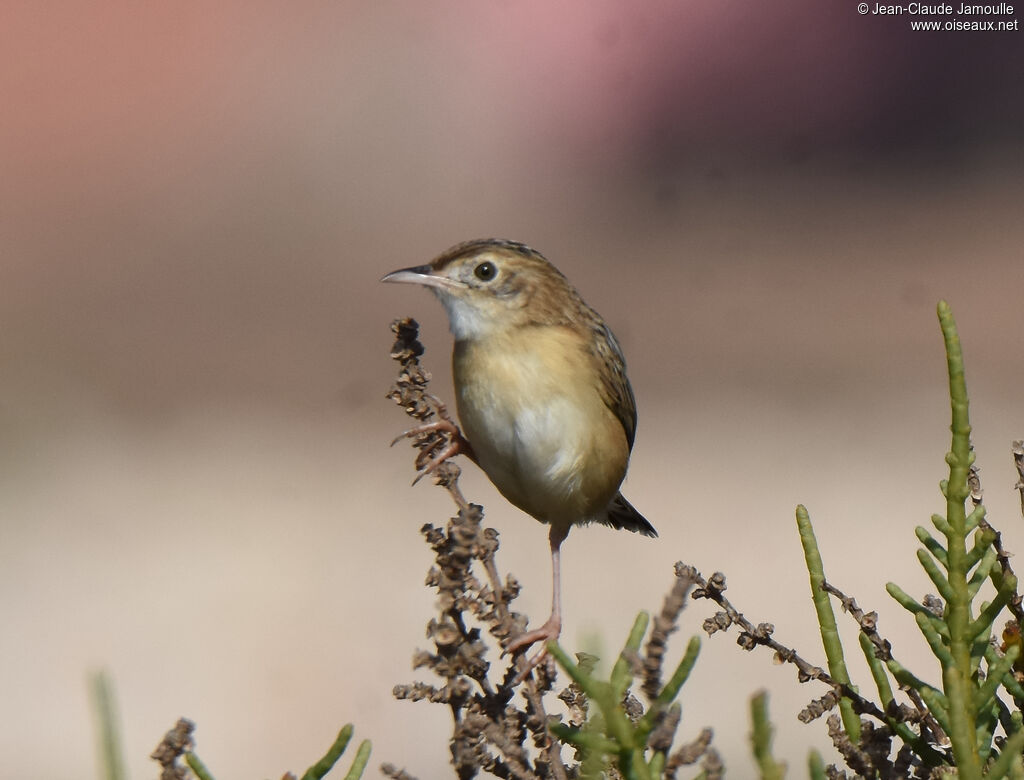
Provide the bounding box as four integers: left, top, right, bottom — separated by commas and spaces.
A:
590, 319, 637, 449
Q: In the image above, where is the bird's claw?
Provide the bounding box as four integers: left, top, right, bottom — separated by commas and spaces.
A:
504, 617, 562, 685
410, 438, 464, 485
391, 417, 474, 484
390, 417, 460, 447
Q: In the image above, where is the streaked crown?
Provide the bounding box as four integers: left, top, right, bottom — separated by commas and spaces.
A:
383, 238, 593, 339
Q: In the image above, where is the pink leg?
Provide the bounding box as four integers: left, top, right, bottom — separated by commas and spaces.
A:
391, 416, 475, 484
506, 524, 569, 679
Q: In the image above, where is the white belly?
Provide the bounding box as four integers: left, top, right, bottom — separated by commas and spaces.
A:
454, 335, 628, 525
466, 395, 588, 518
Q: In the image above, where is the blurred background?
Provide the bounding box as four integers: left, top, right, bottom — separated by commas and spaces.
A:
3, 1, 1023, 776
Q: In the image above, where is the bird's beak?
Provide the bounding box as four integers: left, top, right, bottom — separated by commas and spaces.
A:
381, 264, 462, 291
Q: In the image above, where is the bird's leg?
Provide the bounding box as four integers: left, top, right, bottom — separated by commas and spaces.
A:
390, 395, 476, 484
506, 524, 569, 680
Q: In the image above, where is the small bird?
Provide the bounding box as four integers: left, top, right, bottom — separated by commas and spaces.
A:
383, 238, 656, 669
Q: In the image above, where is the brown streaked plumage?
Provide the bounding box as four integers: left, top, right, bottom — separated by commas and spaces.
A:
383, 238, 655, 674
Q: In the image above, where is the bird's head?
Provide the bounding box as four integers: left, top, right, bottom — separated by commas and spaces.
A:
382, 239, 582, 340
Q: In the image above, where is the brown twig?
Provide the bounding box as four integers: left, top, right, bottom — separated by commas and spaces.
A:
387, 318, 469, 511
683, 565, 888, 724
968, 449, 1024, 626
642, 565, 696, 703
387, 318, 567, 780
1013, 440, 1024, 520
820, 580, 891, 660
820, 579, 945, 743
150, 718, 195, 780
381, 765, 420, 780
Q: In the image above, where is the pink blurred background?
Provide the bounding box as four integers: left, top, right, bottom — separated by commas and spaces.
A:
3, 2, 1022, 777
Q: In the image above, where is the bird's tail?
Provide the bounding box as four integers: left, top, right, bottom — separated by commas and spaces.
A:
606, 492, 657, 538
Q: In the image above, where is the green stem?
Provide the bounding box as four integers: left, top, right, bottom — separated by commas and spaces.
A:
966, 551, 997, 600
342, 740, 373, 780
857, 633, 941, 760
611, 612, 650, 699
548, 641, 603, 699
975, 644, 1019, 716
916, 610, 955, 667
749, 691, 785, 780
185, 753, 216, 780
936, 300, 981, 777
90, 671, 126, 780
916, 526, 950, 568
655, 636, 701, 708
917, 548, 956, 602
302, 724, 355, 780
808, 750, 826, 780
796, 504, 860, 742
886, 583, 950, 640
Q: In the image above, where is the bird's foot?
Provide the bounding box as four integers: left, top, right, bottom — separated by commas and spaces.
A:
390, 408, 475, 485
505, 614, 562, 684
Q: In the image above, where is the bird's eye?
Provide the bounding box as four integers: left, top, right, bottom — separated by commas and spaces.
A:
473, 261, 497, 281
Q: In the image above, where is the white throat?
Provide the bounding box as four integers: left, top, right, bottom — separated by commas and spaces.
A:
434, 291, 502, 341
